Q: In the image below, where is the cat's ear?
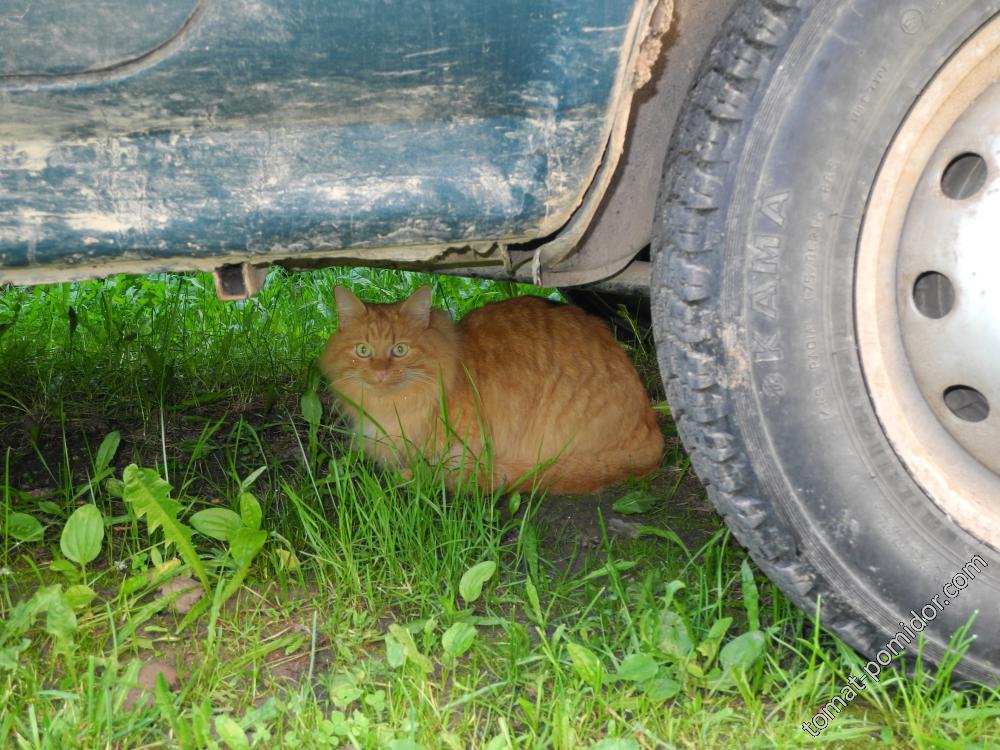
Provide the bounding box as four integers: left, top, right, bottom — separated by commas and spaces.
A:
334, 286, 367, 324
400, 286, 432, 327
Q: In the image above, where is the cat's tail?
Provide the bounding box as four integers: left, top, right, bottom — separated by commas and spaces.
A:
497, 420, 665, 495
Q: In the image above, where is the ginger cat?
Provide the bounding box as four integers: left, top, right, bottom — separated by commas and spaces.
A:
319, 286, 663, 494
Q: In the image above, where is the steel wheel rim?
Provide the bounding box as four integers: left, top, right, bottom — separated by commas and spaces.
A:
857, 15, 1000, 549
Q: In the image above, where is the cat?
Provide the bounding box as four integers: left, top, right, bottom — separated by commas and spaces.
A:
319, 285, 664, 494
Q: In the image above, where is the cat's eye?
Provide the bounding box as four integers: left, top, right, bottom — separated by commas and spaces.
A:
354, 343, 372, 358
391, 343, 410, 357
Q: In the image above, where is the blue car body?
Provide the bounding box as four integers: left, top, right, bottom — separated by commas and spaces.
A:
0, 0, 664, 284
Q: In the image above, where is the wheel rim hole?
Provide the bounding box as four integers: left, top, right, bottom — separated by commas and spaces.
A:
941, 152, 988, 199
912, 271, 955, 318
944, 386, 990, 423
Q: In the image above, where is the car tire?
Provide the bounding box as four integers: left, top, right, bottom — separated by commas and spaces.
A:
652, 0, 1000, 681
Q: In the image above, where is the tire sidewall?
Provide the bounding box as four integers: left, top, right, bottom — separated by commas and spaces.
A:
678, 0, 1000, 679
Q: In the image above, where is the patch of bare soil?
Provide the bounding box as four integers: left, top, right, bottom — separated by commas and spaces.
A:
526, 406, 719, 577
128, 582, 336, 697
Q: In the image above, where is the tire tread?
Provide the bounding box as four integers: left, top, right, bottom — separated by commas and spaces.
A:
653, 0, 886, 659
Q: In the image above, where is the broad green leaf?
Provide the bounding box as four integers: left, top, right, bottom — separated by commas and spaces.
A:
190, 508, 243, 542
49, 559, 77, 575
60, 504, 104, 566
37, 501, 62, 516
300, 390, 322, 426
441, 622, 477, 658
740, 559, 760, 631
7, 512, 43, 542
387, 740, 424, 750
696, 616, 733, 663
64, 584, 97, 609
95, 431, 121, 472
0, 639, 30, 671
34, 586, 77, 644
657, 610, 693, 659
385, 633, 405, 669
387, 624, 432, 673
615, 653, 658, 682
507, 492, 521, 515
122, 465, 209, 591
720, 630, 765, 673
4, 599, 38, 639
646, 675, 682, 701
214, 715, 249, 750
238, 492, 262, 531
590, 739, 639, 750
686, 660, 706, 678
566, 642, 603, 685
661, 580, 685, 610
230, 527, 267, 567
612, 489, 656, 515
459, 561, 496, 603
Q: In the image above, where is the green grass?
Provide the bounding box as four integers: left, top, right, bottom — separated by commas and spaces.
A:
0, 268, 998, 749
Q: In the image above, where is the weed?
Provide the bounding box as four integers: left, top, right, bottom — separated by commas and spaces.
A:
0, 270, 996, 749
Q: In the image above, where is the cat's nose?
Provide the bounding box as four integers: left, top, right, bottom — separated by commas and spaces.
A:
374, 369, 388, 382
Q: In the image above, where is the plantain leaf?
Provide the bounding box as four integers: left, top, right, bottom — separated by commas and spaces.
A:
566, 642, 603, 686
32, 586, 77, 649
64, 584, 97, 609
387, 624, 432, 673
94, 431, 121, 473
238, 492, 262, 531
122, 465, 210, 591
615, 653, 658, 682
214, 715, 249, 750
696, 616, 733, 663
300, 391, 322, 426
657, 610, 693, 660
7, 512, 43, 542
385, 633, 405, 669
441, 622, 477, 658
720, 630, 765, 673
612, 490, 656, 515
190, 508, 243, 542
459, 561, 496, 603
60, 504, 104, 566
230, 527, 267, 567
